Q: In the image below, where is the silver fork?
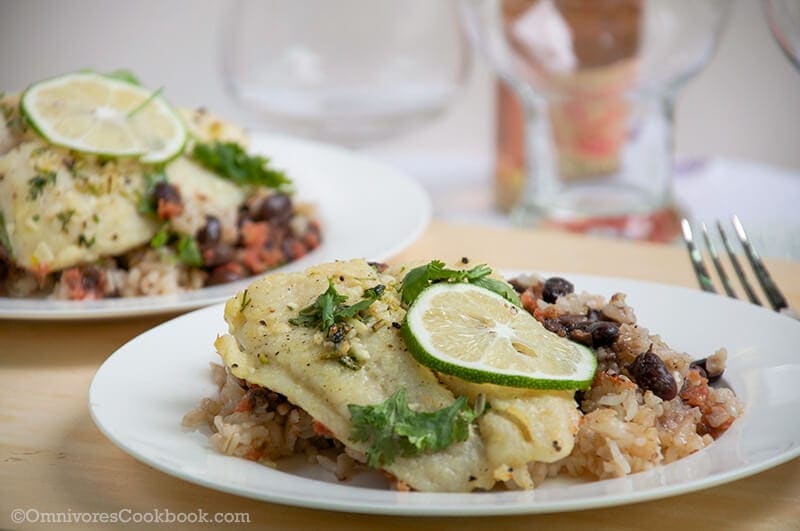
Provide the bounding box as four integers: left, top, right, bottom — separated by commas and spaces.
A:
681, 215, 799, 320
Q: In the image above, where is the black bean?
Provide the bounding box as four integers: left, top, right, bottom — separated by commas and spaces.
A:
201, 243, 235, 268
196, 215, 222, 245
627, 351, 677, 400
568, 328, 593, 346
542, 277, 574, 303
508, 278, 529, 294
690, 358, 724, 384
80, 265, 102, 292
368, 261, 388, 272
0, 245, 10, 282
152, 182, 181, 206
543, 318, 567, 337
255, 193, 292, 224
557, 314, 591, 332
206, 264, 246, 285
589, 321, 619, 348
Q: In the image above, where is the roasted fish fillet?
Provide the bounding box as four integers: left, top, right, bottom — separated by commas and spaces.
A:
215, 259, 581, 491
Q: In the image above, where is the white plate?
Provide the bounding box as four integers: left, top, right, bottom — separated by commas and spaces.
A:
0, 134, 430, 320
89, 272, 800, 515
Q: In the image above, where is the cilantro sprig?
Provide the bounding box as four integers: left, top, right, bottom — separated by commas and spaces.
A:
401, 260, 520, 307
289, 280, 385, 334
348, 389, 483, 468
191, 141, 292, 191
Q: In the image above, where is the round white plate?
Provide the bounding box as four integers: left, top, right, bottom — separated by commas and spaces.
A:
0, 134, 430, 320
89, 272, 800, 515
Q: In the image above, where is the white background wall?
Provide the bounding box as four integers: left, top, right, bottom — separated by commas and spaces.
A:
1, 0, 798, 169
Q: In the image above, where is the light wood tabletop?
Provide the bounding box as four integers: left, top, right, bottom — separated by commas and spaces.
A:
2, 221, 799, 531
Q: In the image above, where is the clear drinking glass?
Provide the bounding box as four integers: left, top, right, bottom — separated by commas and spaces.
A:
222, 0, 470, 146
763, 0, 800, 70
461, 0, 731, 236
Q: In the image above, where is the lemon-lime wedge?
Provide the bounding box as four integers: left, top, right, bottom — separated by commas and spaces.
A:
20, 72, 186, 163
402, 282, 597, 390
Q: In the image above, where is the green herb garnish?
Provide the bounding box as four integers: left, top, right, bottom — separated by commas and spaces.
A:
348, 389, 482, 468
78, 234, 95, 248
27, 170, 57, 200
401, 260, 520, 306
289, 280, 385, 334
0, 212, 12, 253
137, 170, 167, 217
56, 209, 76, 233
176, 234, 203, 267
105, 69, 142, 86
338, 355, 360, 371
240, 289, 252, 312
191, 141, 291, 190
149, 225, 170, 248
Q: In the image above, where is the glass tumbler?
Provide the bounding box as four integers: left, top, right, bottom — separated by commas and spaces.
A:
222, 0, 470, 147
461, 0, 731, 238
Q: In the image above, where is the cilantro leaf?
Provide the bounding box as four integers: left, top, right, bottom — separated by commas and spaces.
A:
149, 225, 170, 248
105, 69, 142, 85
0, 212, 12, 254
471, 276, 521, 307
138, 170, 167, 218
348, 389, 481, 468
176, 234, 203, 267
289, 280, 384, 334
191, 141, 292, 191
334, 284, 385, 321
400, 260, 520, 307
289, 279, 347, 331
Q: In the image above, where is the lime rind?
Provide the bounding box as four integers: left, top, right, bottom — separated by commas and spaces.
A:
403, 283, 597, 391
20, 71, 186, 163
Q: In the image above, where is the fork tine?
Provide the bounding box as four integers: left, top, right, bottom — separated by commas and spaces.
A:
716, 221, 761, 305
701, 223, 736, 298
731, 215, 789, 312
681, 219, 716, 293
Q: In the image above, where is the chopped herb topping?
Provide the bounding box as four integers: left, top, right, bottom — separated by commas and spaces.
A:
176, 234, 203, 267
289, 280, 385, 335
149, 225, 170, 248
56, 209, 76, 233
0, 212, 11, 253
92, 213, 100, 223
348, 389, 483, 468
32, 214, 40, 222
240, 289, 252, 312
401, 260, 520, 307
191, 141, 292, 191
105, 69, 142, 86
78, 234, 95, 248
27, 170, 57, 200
137, 170, 167, 217
338, 355, 360, 371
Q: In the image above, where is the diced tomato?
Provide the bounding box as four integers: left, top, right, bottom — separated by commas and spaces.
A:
241, 220, 270, 248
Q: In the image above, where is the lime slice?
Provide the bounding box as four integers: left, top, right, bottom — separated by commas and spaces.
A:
20, 72, 186, 163
403, 283, 597, 390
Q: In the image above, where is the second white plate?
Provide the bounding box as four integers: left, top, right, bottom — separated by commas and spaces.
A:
0, 133, 431, 319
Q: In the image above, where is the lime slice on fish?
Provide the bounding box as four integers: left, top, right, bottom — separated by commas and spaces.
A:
403, 282, 597, 390
20, 71, 186, 163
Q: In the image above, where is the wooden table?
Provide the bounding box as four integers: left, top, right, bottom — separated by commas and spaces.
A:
2, 221, 799, 530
